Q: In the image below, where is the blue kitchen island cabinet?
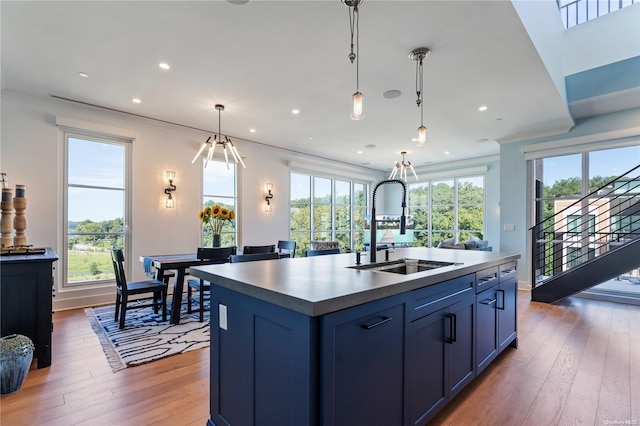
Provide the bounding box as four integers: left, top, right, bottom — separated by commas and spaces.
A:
191, 247, 520, 426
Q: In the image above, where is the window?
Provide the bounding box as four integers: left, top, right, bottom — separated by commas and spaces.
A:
202, 161, 237, 247
408, 174, 485, 247
290, 172, 368, 256
566, 214, 596, 234
65, 134, 128, 286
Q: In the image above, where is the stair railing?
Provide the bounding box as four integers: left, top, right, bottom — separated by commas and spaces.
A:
531, 164, 640, 288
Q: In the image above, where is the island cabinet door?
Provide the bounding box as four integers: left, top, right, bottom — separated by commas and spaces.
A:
476, 286, 499, 374
497, 277, 518, 352
320, 293, 407, 426
209, 285, 320, 426
406, 295, 475, 426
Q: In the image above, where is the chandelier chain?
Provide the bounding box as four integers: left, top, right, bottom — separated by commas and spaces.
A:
348, 3, 360, 89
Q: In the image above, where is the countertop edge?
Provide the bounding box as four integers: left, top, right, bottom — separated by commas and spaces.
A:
191, 250, 521, 317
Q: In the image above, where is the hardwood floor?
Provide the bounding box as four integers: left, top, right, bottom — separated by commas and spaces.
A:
1, 291, 638, 425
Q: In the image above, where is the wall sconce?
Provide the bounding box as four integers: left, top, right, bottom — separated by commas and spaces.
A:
164, 171, 177, 208
265, 182, 274, 213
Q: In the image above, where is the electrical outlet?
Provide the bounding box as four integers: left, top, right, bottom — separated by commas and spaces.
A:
503, 224, 515, 231
219, 304, 228, 330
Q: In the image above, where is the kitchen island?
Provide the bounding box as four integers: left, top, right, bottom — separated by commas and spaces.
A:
190, 247, 520, 426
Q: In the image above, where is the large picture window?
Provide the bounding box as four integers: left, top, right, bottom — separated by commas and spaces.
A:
65, 134, 128, 286
290, 172, 368, 256
202, 160, 237, 247
409, 174, 485, 247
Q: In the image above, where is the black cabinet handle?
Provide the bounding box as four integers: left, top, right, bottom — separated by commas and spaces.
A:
480, 298, 496, 306
361, 317, 392, 329
496, 289, 505, 310
444, 313, 457, 344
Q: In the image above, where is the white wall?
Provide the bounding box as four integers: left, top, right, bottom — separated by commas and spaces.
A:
0, 90, 380, 309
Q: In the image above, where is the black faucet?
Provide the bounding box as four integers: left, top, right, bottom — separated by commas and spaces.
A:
370, 179, 407, 263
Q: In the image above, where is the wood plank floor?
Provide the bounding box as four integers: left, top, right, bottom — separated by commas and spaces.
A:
1, 291, 638, 425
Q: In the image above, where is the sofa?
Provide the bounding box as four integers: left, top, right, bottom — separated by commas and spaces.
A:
437, 237, 492, 251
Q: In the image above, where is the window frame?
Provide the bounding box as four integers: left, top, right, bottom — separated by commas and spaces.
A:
200, 158, 238, 247
289, 170, 369, 256
408, 173, 486, 247
63, 131, 131, 288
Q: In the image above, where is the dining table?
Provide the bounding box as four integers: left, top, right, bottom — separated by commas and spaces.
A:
139, 253, 227, 325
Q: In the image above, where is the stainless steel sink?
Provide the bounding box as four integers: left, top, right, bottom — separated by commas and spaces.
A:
348, 258, 456, 275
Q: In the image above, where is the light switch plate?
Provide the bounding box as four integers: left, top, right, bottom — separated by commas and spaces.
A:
219, 304, 228, 330
504, 224, 515, 231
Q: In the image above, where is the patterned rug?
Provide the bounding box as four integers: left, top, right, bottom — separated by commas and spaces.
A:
85, 299, 209, 372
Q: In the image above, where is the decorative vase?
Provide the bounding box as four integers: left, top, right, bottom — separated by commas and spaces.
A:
1, 188, 13, 249
0, 334, 35, 394
213, 234, 221, 248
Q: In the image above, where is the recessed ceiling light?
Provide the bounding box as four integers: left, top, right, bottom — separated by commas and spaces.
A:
444, 151, 450, 155
159, 63, 170, 70
249, 128, 256, 133
383, 89, 402, 99
308, 137, 314, 140
78, 72, 89, 78
365, 144, 376, 149
411, 138, 419, 142
291, 109, 300, 115
132, 98, 141, 104
478, 105, 488, 111
357, 150, 363, 154
496, 118, 503, 121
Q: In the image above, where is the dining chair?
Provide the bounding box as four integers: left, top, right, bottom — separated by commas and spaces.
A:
230, 252, 280, 263
242, 244, 276, 254
305, 248, 341, 257
111, 248, 168, 329
186, 246, 237, 322
277, 240, 297, 258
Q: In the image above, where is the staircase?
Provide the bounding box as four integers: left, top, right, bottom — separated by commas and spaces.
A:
531, 165, 640, 303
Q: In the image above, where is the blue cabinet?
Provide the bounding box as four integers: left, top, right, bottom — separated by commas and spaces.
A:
209, 285, 320, 426
321, 294, 407, 426
206, 264, 516, 426
407, 293, 475, 426
475, 262, 518, 374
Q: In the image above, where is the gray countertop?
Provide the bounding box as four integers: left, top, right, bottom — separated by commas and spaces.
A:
190, 247, 520, 317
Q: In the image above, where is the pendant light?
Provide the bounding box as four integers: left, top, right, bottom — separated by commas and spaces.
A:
191, 104, 246, 169
344, 0, 364, 121
389, 151, 418, 182
410, 47, 430, 146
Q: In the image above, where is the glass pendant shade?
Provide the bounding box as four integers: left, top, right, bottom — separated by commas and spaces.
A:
351, 91, 364, 121
418, 125, 427, 145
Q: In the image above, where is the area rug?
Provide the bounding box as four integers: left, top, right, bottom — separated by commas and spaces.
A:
85, 299, 210, 372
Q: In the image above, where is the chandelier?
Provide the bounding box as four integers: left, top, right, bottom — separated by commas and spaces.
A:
191, 104, 246, 169
344, 0, 364, 120
409, 47, 430, 146
389, 151, 418, 182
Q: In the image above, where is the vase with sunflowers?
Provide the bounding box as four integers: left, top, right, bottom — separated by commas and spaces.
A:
199, 205, 235, 247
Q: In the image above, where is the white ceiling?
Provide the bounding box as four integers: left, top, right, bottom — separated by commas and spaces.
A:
1, 0, 576, 172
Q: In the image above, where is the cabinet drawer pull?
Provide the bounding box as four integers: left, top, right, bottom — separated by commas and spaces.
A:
361, 317, 392, 329
496, 289, 505, 310
480, 298, 496, 306
445, 313, 457, 344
